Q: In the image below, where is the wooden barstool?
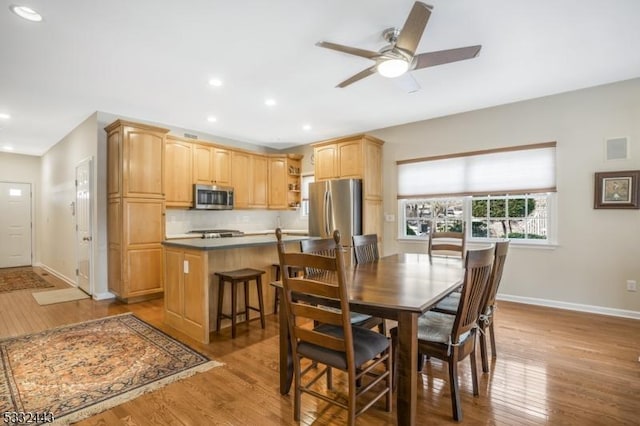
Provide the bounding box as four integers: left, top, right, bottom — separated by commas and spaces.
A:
215, 268, 266, 338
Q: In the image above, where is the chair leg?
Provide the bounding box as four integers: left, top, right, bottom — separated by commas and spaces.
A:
417, 352, 425, 371
256, 275, 265, 329
378, 319, 387, 335
489, 320, 497, 359
470, 345, 479, 397
273, 265, 281, 314
448, 355, 462, 421
479, 326, 490, 373
385, 346, 392, 412
327, 366, 333, 390
231, 282, 238, 339
216, 277, 224, 332
294, 357, 301, 422
243, 280, 250, 326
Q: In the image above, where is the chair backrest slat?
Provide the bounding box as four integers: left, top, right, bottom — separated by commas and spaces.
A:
452, 246, 493, 342
352, 234, 379, 264
300, 237, 338, 275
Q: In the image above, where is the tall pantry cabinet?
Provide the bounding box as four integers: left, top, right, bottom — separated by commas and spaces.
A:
106, 120, 169, 302
312, 134, 384, 247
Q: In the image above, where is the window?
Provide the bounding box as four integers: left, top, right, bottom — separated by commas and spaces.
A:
397, 142, 556, 244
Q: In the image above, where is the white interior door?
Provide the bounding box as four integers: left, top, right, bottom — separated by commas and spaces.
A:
0, 182, 32, 268
76, 159, 92, 294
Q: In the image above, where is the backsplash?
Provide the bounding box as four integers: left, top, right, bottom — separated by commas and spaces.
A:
165, 208, 308, 235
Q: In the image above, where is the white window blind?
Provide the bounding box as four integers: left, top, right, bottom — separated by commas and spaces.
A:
397, 142, 556, 198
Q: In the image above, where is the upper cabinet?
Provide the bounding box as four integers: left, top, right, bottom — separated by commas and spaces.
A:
314, 144, 338, 181
268, 154, 302, 210
106, 120, 167, 199
231, 151, 268, 209
193, 143, 231, 186
165, 136, 193, 207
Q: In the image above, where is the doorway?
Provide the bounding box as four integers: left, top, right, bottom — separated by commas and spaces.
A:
0, 182, 32, 268
75, 158, 92, 295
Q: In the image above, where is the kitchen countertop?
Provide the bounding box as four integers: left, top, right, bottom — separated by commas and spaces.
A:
162, 234, 311, 250
165, 229, 308, 240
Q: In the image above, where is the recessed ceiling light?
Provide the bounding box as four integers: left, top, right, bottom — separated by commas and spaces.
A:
0, 113, 10, 120
3, 145, 14, 151
265, 99, 277, 107
208, 78, 223, 87
9, 5, 43, 22
302, 124, 312, 131
207, 116, 217, 123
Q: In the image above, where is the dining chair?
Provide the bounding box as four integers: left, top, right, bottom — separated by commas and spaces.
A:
275, 229, 392, 425
431, 240, 510, 373
391, 245, 494, 422
301, 236, 386, 334
428, 222, 466, 259
352, 234, 379, 264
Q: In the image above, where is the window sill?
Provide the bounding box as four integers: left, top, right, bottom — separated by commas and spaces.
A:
396, 237, 558, 250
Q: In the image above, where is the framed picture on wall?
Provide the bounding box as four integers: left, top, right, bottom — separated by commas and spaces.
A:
594, 170, 640, 209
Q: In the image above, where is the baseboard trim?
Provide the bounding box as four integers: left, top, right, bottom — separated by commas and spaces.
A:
34, 263, 77, 288
498, 294, 640, 320
93, 292, 116, 301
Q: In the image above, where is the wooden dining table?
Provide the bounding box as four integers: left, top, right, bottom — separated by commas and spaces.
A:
275, 253, 464, 426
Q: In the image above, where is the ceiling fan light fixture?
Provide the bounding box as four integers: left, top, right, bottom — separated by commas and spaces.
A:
9, 5, 43, 22
377, 58, 409, 78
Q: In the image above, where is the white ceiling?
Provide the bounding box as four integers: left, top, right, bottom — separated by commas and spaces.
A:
1, 0, 640, 156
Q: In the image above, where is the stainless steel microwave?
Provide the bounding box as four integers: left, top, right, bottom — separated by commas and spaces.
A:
193, 184, 234, 210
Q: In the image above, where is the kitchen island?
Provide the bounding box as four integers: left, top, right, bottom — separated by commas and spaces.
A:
162, 234, 308, 343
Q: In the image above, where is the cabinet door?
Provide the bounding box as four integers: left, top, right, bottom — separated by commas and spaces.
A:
251, 155, 268, 208
363, 199, 383, 251
165, 138, 193, 207
315, 144, 338, 181
122, 126, 164, 198
231, 151, 251, 208
363, 139, 383, 200
107, 129, 121, 197
268, 157, 287, 209
213, 148, 231, 185
193, 144, 214, 184
183, 251, 205, 328
164, 248, 184, 324
338, 140, 363, 178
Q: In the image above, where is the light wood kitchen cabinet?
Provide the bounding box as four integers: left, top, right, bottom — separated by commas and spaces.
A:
193, 143, 231, 186
106, 120, 166, 199
106, 119, 168, 302
165, 136, 193, 207
268, 155, 303, 210
268, 156, 287, 209
312, 134, 384, 245
231, 151, 268, 209
164, 247, 208, 342
314, 144, 338, 181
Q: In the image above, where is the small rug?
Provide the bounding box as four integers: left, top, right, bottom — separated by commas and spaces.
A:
32, 287, 90, 305
0, 268, 55, 293
0, 313, 222, 424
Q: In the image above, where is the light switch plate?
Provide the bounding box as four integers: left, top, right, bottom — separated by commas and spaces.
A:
385, 214, 395, 222
183, 260, 189, 274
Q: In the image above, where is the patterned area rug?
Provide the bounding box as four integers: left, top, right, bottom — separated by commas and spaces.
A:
0, 313, 222, 424
0, 268, 55, 293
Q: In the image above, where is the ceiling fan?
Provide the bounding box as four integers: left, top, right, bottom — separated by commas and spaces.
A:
316, 1, 482, 91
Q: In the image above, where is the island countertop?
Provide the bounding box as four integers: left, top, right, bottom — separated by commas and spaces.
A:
162, 234, 310, 251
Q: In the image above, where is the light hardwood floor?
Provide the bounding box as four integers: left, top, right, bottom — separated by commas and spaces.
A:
1, 267, 639, 425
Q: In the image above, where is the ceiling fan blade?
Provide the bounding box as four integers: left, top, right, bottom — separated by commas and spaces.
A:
316, 41, 379, 60
395, 1, 432, 56
336, 66, 377, 88
392, 73, 421, 94
412, 45, 482, 70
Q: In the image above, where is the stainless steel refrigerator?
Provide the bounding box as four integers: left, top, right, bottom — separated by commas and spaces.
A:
309, 178, 362, 239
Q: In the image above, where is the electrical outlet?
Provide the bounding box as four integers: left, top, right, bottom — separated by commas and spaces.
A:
626, 280, 637, 292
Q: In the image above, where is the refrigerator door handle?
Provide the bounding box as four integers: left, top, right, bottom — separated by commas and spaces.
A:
326, 189, 333, 234
324, 190, 330, 236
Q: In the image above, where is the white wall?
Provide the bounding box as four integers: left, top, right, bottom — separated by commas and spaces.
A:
371, 78, 640, 316
0, 152, 41, 262
39, 113, 102, 294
